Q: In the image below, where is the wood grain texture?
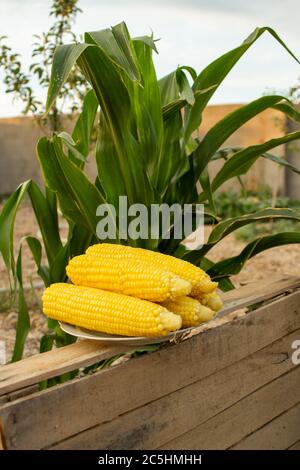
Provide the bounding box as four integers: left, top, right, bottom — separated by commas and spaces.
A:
0, 277, 298, 398
232, 402, 300, 450
161, 367, 300, 450
1, 291, 300, 449
217, 276, 300, 318
0, 433, 4, 450
220, 276, 300, 303
50, 329, 300, 450
0, 385, 38, 405
288, 439, 300, 450
0, 341, 128, 396
0, 419, 6, 450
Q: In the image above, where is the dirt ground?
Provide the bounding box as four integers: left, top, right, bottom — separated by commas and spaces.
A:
1, 201, 300, 362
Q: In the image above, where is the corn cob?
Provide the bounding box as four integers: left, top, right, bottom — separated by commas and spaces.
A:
42, 283, 182, 337
86, 243, 217, 296
66, 254, 191, 302
198, 291, 223, 312
161, 296, 215, 328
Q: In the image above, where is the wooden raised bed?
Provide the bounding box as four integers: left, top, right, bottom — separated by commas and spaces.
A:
0, 277, 299, 450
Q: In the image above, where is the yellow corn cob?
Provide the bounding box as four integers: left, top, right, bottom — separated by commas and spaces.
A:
86, 243, 217, 296
42, 283, 182, 337
198, 291, 223, 312
161, 296, 215, 328
66, 254, 191, 302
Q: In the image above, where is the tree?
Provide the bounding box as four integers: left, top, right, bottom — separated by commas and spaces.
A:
0, 0, 86, 133
288, 78, 300, 104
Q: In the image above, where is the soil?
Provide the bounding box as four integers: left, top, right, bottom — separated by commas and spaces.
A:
1, 201, 300, 362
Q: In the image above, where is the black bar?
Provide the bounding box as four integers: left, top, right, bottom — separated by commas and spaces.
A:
0, 450, 298, 466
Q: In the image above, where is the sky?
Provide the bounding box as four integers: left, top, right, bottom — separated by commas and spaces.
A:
0, 0, 299, 117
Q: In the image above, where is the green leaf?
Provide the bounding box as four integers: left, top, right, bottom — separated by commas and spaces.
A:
52, 135, 112, 235
69, 224, 94, 258
86, 22, 141, 82
192, 95, 291, 179
111, 22, 141, 80
12, 245, 30, 362
217, 277, 235, 292
0, 180, 30, 279
133, 37, 163, 185
28, 181, 62, 264
212, 131, 300, 191
261, 152, 300, 176
52, 90, 99, 168
40, 334, 55, 353
37, 136, 115, 236
49, 242, 70, 283
199, 256, 235, 291
185, 27, 300, 139
159, 71, 180, 106
12, 233, 54, 362
78, 41, 155, 206
211, 147, 242, 161
71, 89, 98, 162
26, 236, 42, 266
272, 101, 300, 123
199, 167, 215, 213
26, 236, 50, 287
179, 65, 197, 81
159, 67, 203, 108
162, 99, 186, 121
133, 35, 158, 54
46, 43, 89, 112
96, 113, 126, 208
37, 137, 91, 228
45, 187, 58, 229
156, 107, 183, 196
184, 208, 300, 262
211, 146, 300, 178
166, 153, 198, 205
208, 232, 300, 279
176, 68, 194, 106
209, 208, 300, 244
58, 131, 87, 163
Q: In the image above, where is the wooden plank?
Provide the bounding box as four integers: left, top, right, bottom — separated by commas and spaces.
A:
0, 431, 4, 450
0, 291, 300, 449
161, 367, 300, 450
0, 341, 128, 396
217, 276, 300, 318
0, 277, 298, 397
232, 402, 300, 450
220, 276, 299, 303
0, 385, 38, 405
288, 439, 300, 450
50, 329, 300, 450
0, 418, 6, 450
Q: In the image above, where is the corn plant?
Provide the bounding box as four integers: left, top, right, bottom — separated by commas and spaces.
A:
1, 22, 300, 361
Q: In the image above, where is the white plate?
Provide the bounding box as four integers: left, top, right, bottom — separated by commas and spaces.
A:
59, 321, 211, 346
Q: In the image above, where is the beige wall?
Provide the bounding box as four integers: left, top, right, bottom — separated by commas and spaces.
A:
200, 104, 286, 192
0, 105, 287, 195
0, 117, 44, 194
